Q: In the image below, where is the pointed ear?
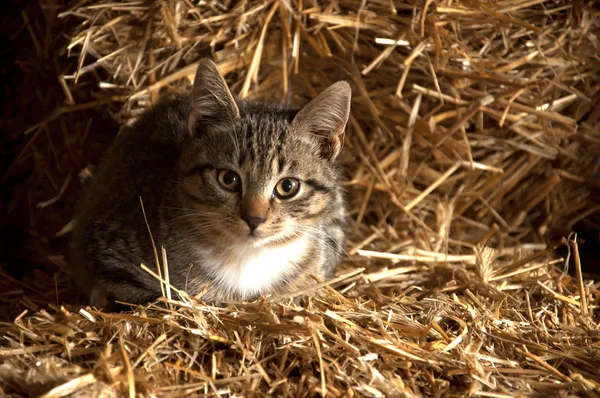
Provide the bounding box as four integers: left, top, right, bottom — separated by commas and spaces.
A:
290, 81, 351, 160
188, 58, 240, 135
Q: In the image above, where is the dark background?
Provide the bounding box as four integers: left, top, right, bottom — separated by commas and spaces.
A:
0, 0, 119, 318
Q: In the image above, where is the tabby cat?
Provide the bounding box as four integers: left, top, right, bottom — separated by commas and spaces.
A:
69, 58, 351, 308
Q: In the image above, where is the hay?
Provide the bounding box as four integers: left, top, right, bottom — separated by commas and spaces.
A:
2, 0, 600, 396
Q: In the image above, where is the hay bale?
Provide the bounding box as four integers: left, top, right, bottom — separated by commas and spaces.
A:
1, 0, 600, 396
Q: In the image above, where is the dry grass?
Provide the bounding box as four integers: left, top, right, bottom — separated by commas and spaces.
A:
2, 0, 600, 396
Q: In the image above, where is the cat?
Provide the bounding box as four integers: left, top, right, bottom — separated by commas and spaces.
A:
69, 58, 351, 309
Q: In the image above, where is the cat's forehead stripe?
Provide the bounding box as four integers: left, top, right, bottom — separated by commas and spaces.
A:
237, 112, 291, 174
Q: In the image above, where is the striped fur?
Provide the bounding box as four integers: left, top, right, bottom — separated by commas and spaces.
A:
70, 59, 350, 307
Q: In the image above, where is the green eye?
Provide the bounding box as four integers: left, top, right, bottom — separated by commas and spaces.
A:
275, 178, 300, 199
217, 169, 240, 191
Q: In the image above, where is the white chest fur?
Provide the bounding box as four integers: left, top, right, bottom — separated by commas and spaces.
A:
201, 235, 310, 299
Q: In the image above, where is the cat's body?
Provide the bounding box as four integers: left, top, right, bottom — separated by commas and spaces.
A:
70, 59, 350, 307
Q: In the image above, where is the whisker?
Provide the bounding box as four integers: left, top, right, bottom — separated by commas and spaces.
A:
294, 226, 351, 260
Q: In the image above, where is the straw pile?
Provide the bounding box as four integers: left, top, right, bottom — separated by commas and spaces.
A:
2, 0, 600, 396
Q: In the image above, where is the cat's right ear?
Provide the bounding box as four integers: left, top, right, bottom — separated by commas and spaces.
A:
188, 59, 240, 135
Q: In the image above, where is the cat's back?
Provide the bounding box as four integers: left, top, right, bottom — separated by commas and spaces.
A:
78, 95, 190, 210
110, 94, 190, 167
70, 95, 191, 298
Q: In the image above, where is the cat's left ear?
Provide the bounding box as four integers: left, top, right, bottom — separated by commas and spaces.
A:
290, 81, 351, 160
188, 58, 240, 135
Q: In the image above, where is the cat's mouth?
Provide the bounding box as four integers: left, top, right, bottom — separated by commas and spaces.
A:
215, 222, 301, 248
245, 230, 284, 247
246, 232, 305, 249
212, 223, 266, 244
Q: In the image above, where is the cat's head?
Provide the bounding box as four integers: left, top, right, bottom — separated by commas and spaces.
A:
178, 58, 351, 247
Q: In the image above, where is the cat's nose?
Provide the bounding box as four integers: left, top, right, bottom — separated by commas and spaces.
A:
243, 215, 266, 232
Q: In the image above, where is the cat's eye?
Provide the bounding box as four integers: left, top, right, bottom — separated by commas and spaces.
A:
217, 169, 241, 191
274, 178, 300, 199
